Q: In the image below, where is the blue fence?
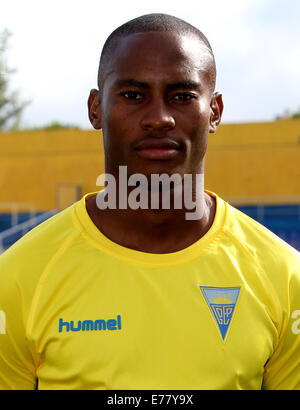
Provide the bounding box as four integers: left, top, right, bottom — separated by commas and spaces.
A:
0, 204, 300, 251
0, 211, 56, 251
237, 204, 300, 250
0, 212, 46, 232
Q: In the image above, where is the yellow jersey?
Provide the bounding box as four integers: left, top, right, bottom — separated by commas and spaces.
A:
0, 191, 299, 390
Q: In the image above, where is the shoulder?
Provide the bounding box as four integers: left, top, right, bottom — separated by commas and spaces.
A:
225, 201, 299, 255
222, 200, 300, 283
0, 204, 80, 303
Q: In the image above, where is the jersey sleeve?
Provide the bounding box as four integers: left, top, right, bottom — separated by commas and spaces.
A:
0, 249, 37, 390
263, 262, 300, 390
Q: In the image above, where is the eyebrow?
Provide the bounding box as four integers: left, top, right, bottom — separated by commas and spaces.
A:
166, 81, 201, 91
113, 78, 201, 91
113, 78, 149, 89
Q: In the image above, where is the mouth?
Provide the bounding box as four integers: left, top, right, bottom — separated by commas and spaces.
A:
134, 138, 181, 160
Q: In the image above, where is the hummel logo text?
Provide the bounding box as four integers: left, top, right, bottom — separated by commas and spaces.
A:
58, 315, 122, 332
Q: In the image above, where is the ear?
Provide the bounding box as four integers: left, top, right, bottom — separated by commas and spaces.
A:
209, 92, 224, 133
88, 89, 102, 129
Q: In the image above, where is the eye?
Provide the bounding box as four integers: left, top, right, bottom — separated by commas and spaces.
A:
172, 93, 197, 102
120, 90, 143, 100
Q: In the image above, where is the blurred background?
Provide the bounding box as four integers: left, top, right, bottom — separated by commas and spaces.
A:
0, 0, 299, 252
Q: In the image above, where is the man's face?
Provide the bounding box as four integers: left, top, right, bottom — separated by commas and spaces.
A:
89, 31, 223, 180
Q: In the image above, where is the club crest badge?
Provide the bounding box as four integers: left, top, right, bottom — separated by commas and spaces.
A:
200, 286, 240, 341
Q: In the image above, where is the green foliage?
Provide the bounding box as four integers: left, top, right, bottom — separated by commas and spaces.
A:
24, 120, 81, 131
276, 108, 300, 121
291, 112, 300, 119
0, 28, 30, 131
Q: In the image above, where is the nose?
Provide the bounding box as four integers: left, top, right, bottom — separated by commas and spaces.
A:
140, 99, 175, 132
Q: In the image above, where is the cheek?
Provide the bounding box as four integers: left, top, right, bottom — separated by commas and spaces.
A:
101, 98, 119, 135
102, 97, 136, 136
187, 130, 208, 168
101, 101, 137, 164
183, 103, 210, 162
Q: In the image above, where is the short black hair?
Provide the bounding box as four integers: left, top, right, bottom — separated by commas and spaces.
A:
97, 13, 216, 91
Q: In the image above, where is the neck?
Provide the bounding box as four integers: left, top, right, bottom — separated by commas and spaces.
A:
86, 186, 216, 254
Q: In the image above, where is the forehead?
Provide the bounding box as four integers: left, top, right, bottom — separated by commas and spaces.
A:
103, 31, 214, 88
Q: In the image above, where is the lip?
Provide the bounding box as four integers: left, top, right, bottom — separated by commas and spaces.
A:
134, 138, 181, 160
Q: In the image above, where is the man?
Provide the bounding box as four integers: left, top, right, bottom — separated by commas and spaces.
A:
0, 13, 299, 390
